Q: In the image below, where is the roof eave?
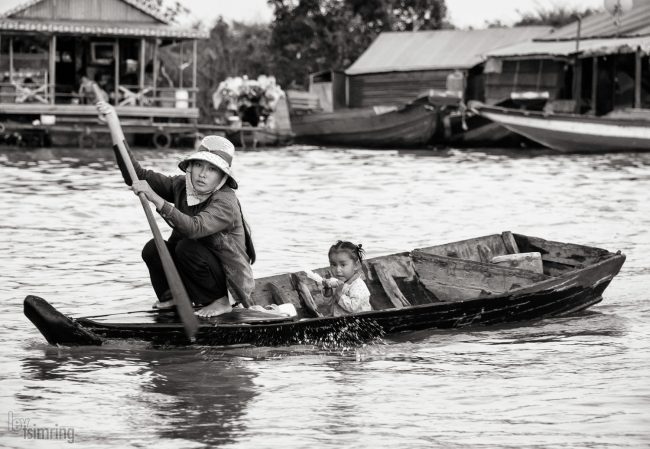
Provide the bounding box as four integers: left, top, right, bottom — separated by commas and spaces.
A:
0, 19, 208, 39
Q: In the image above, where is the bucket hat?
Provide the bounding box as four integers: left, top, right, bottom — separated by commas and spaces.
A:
178, 135, 237, 184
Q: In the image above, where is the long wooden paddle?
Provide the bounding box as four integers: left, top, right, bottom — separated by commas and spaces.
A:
92, 84, 199, 341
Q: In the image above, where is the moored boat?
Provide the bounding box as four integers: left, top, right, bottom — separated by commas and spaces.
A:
25, 232, 625, 347
471, 102, 650, 153
289, 95, 437, 148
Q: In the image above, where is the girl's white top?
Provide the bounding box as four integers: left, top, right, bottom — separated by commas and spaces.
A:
331, 277, 371, 317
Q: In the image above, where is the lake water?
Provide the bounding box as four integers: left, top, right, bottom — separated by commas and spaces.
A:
1, 145, 649, 448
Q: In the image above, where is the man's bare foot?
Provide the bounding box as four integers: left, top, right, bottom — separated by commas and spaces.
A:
152, 299, 175, 309
195, 296, 232, 317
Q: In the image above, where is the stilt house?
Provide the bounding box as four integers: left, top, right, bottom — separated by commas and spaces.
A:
483, 0, 650, 115
0, 0, 207, 147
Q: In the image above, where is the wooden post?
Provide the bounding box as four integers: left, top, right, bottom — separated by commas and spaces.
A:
573, 57, 582, 113
114, 40, 119, 105
612, 54, 617, 113
139, 38, 145, 92
179, 40, 184, 88
372, 263, 410, 308
153, 38, 158, 104
49, 35, 56, 104
513, 60, 520, 90
535, 59, 543, 91
591, 57, 598, 115
192, 39, 197, 109
573, 15, 582, 114
635, 47, 641, 109
9, 37, 13, 81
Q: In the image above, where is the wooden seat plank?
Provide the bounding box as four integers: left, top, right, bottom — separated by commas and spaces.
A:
372, 262, 410, 308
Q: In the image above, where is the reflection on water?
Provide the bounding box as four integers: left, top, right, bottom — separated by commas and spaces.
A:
1, 146, 649, 448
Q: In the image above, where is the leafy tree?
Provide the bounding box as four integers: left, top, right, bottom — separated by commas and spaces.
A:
139, 0, 190, 23
268, 0, 448, 88
514, 5, 600, 27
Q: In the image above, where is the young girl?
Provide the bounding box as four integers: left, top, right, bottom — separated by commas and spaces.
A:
97, 101, 255, 318
322, 241, 371, 316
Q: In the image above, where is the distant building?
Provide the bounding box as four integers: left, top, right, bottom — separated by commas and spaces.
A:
0, 0, 207, 147
343, 27, 551, 108
483, 0, 650, 115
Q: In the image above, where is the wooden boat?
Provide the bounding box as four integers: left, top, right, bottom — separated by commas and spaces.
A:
471, 102, 650, 152
24, 232, 625, 347
434, 97, 543, 148
289, 96, 437, 148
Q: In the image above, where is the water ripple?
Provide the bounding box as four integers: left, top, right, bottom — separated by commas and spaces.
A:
1, 146, 649, 448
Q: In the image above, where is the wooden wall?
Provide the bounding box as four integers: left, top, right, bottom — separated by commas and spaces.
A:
484, 59, 568, 105
348, 69, 451, 107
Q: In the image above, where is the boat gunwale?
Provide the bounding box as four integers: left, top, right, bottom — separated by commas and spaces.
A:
475, 103, 650, 128
75, 252, 626, 331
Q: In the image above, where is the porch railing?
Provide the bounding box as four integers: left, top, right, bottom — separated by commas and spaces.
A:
0, 80, 198, 109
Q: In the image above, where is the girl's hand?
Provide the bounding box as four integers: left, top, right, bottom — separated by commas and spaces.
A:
323, 278, 341, 289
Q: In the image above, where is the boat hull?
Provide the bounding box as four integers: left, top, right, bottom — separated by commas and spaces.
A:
474, 104, 650, 152
24, 244, 625, 347
290, 99, 437, 148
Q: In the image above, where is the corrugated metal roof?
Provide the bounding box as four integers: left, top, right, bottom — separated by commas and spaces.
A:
0, 19, 208, 39
1, 0, 170, 23
543, 0, 650, 39
486, 35, 650, 58
345, 27, 552, 75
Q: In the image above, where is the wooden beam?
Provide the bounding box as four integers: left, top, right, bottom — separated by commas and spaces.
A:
412, 250, 548, 295
591, 57, 598, 115
266, 282, 288, 305
139, 38, 145, 91
9, 37, 13, 80
372, 262, 409, 308
634, 47, 643, 109
0, 103, 199, 119
290, 273, 322, 317
501, 231, 520, 254
114, 40, 119, 105
540, 255, 585, 267
179, 40, 184, 88
513, 60, 520, 90
49, 35, 56, 104
152, 38, 158, 102
192, 39, 197, 108
419, 279, 495, 302
573, 57, 582, 113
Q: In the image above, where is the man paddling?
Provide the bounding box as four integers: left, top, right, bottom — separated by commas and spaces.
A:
96, 100, 256, 319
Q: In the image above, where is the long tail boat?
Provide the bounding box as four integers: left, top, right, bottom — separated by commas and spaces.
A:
24, 232, 625, 347
471, 102, 650, 153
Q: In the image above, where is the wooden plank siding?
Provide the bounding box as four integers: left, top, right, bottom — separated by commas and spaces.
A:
485, 59, 566, 105
348, 70, 451, 107
12, 0, 159, 24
